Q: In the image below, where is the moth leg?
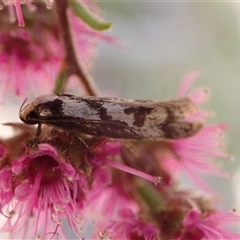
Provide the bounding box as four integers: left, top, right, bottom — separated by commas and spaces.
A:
73, 133, 91, 151
122, 140, 140, 159
36, 123, 42, 137
74, 134, 95, 156
74, 134, 105, 166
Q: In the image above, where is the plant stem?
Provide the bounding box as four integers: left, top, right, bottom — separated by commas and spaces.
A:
55, 0, 100, 96
53, 60, 68, 94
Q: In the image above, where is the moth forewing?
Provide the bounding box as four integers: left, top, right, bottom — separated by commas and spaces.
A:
19, 94, 202, 140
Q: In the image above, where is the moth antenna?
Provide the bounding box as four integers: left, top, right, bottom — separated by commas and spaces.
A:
19, 98, 28, 115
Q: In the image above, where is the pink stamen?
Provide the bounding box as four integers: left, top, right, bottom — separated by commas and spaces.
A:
13, 1, 25, 27
178, 71, 200, 97
104, 158, 158, 185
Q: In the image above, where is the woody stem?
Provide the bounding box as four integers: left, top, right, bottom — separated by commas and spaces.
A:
55, 0, 100, 96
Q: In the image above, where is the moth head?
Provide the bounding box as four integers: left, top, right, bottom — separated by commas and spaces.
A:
19, 94, 58, 124
19, 99, 40, 124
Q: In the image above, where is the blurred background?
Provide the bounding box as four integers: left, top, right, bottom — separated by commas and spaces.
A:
91, 2, 240, 210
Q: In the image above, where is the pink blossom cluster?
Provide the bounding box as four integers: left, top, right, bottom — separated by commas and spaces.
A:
0, 1, 239, 240
0, 0, 112, 100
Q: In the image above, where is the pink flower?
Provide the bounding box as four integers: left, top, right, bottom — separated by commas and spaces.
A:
82, 167, 139, 221
1, 1, 60, 27
99, 208, 159, 240
90, 140, 161, 185
0, 143, 6, 158
0, 126, 158, 239
0, 143, 87, 239
160, 73, 230, 194
161, 123, 230, 194
0, 1, 113, 100
1, 0, 26, 27
0, 28, 63, 100
178, 209, 240, 240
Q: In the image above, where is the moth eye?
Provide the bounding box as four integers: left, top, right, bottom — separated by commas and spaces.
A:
27, 111, 37, 118
19, 111, 38, 124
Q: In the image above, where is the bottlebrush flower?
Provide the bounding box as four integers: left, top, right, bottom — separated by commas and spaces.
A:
0, 143, 87, 239
165, 124, 230, 193
98, 208, 159, 240
178, 209, 240, 240
0, 123, 159, 239
81, 165, 140, 228
89, 187, 240, 240
0, 1, 112, 101
159, 72, 231, 194
0, 0, 26, 27
0, 27, 63, 100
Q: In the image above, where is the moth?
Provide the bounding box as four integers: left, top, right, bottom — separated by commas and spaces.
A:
19, 93, 202, 140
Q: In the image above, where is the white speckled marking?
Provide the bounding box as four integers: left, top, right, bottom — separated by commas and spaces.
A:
61, 100, 101, 120
35, 94, 58, 105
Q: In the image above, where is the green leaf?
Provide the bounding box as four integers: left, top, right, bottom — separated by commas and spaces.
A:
69, 1, 112, 31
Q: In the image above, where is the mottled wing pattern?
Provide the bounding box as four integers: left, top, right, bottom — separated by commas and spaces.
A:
34, 94, 202, 140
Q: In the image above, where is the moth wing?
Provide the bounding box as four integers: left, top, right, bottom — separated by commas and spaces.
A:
35, 95, 202, 140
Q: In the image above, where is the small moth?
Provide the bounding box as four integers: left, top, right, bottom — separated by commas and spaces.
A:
19, 94, 202, 140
